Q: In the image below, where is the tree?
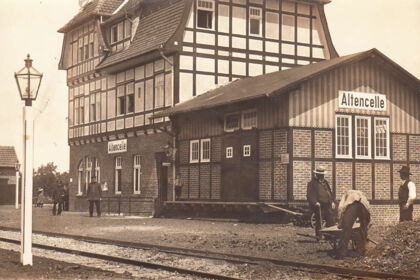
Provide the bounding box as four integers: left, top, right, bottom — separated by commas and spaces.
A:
33, 163, 69, 198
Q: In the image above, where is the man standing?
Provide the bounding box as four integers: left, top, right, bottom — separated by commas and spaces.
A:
52, 180, 65, 216
174, 174, 183, 201
398, 166, 416, 222
337, 190, 371, 258
307, 165, 335, 238
87, 176, 102, 217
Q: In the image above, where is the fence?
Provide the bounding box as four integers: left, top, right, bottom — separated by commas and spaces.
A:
101, 196, 155, 216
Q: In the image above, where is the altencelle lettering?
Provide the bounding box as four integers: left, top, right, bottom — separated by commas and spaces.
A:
338, 91, 386, 111
108, 140, 128, 154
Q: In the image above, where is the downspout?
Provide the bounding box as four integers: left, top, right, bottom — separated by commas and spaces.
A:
159, 45, 177, 202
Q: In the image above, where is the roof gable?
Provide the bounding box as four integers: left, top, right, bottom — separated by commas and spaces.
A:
0, 146, 18, 168
155, 49, 419, 118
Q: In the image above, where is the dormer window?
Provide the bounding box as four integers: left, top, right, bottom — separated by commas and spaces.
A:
110, 19, 132, 50
197, 0, 214, 29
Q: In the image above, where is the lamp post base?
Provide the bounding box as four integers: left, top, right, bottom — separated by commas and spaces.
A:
20, 251, 33, 266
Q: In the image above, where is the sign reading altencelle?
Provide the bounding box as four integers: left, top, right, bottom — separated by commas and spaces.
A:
108, 139, 127, 154
338, 91, 386, 111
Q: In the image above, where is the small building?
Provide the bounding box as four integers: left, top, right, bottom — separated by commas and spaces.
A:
0, 146, 19, 205
155, 49, 420, 222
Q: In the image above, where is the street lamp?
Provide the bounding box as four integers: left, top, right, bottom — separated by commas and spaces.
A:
14, 54, 43, 266
15, 161, 21, 209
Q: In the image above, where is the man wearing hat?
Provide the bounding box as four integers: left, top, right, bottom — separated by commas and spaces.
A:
398, 166, 416, 222
86, 176, 102, 217
307, 165, 335, 238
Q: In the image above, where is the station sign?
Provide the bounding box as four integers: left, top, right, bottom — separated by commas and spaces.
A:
338, 91, 386, 111
108, 139, 127, 154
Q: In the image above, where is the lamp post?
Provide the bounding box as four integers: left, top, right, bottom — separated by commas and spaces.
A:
14, 54, 43, 266
15, 162, 21, 209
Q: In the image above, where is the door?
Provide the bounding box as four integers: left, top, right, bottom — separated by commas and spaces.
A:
222, 130, 258, 201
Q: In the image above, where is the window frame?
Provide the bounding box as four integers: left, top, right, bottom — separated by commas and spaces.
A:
95, 160, 100, 184
196, 0, 215, 30
77, 161, 84, 196
355, 116, 371, 159
85, 157, 92, 193
243, 145, 251, 157
133, 155, 141, 194
241, 109, 257, 130
224, 112, 241, 132
115, 156, 122, 194
190, 140, 200, 163
335, 114, 352, 159
200, 138, 211, 163
374, 117, 390, 160
249, 7, 262, 36
226, 147, 233, 158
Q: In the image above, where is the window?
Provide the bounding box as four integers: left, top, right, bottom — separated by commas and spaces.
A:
80, 106, 85, 124
118, 96, 126, 115
336, 115, 352, 158
226, 147, 233, 158
242, 109, 257, 129
249, 7, 262, 36
155, 74, 164, 108
190, 140, 200, 163
127, 94, 134, 113
201, 139, 211, 162
197, 0, 214, 29
77, 161, 84, 195
90, 103, 96, 121
124, 20, 132, 39
224, 113, 241, 132
85, 157, 92, 192
133, 155, 141, 194
355, 116, 371, 159
95, 160, 100, 184
243, 145, 251, 157
111, 25, 118, 43
84, 45, 89, 60
115, 157, 122, 194
374, 117, 390, 159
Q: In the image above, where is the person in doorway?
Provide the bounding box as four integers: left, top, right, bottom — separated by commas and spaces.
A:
398, 166, 416, 222
87, 176, 102, 217
52, 180, 65, 215
174, 174, 183, 200
337, 190, 371, 258
307, 165, 335, 239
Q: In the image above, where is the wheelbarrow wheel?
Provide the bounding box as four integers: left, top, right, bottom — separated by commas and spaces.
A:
310, 213, 326, 229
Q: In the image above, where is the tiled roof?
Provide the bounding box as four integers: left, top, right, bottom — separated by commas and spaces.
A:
0, 146, 18, 168
96, 0, 187, 70
104, 0, 143, 23
58, 0, 126, 33
154, 49, 420, 118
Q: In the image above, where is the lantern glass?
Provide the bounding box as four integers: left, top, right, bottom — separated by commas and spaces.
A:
15, 162, 21, 172
14, 55, 43, 101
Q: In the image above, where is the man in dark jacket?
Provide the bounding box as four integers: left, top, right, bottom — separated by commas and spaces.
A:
52, 180, 65, 216
398, 166, 416, 222
87, 176, 102, 217
307, 166, 335, 238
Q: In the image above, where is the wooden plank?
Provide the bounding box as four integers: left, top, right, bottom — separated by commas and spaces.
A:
319, 223, 360, 233
263, 203, 304, 216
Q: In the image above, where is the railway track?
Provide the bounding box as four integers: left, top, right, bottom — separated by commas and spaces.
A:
0, 227, 416, 280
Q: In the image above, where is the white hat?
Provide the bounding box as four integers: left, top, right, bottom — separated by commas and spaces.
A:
313, 165, 327, 174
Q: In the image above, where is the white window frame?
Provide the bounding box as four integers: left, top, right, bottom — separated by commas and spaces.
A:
241, 109, 257, 130
190, 140, 200, 163
226, 147, 233, 158
200, 139, 211, 162
85, 157, 92, 193
243, 145, 251, 157
133, 155, 141, 194
224, 112, 241, 132
115, 157, 122, 194
374, 117, 390, 160
77, 161, 84, 196
335, 115, 352, 159
196, 0, 215, 30
249, 7, 262, 36
355, 116, 371, 159
95, 160, 100, 184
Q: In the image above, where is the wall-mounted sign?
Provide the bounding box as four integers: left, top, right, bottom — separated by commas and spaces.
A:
108, 139, 127, 154
338, 91, 386, 111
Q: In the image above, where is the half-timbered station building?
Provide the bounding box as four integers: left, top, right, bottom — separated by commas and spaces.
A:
0, 146, 19, 205
58, 0, 337, 214
155, 49, 420, 222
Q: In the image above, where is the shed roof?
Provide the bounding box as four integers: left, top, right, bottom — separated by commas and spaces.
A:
154, 49, 419, 118
58, 0, 126, 33
0, 146, 18, 168
96, 0, 188, 70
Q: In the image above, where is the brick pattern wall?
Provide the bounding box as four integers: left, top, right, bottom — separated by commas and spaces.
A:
273, 160, 287, 200
199, 164, 211, 199
259, 130, 272, 159
293, 130, 311, 158
370, 205, 420, 224
393, 164, 403, 200
314, 130, 333, 158
374, 163, 391, 200
409, 135, 420, 161
179, 140, 190, 164
355, 163, 372, 199
293, 161, 311, 200
392, 134, 407, 161
211, 137, 222, 162
179, 166, 189, 199
273, 129, 288, 158
259, 161, 272, 200
211, 164, 221, 199
335, 162, 353, 199
189, 165, 199, 199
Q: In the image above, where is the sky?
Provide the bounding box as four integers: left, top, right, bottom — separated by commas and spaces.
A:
0, 0, 419, 172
